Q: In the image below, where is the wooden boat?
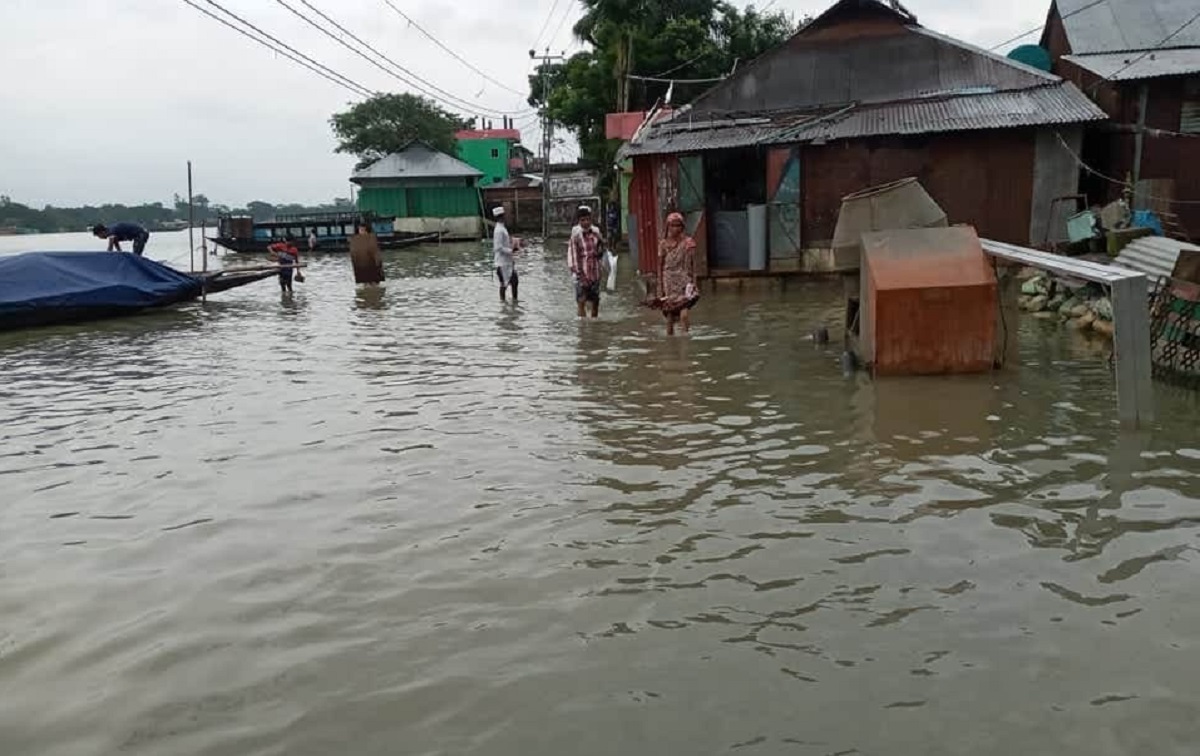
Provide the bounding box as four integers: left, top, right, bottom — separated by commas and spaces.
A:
0, 251, 279, 332
210, 211, 439, 254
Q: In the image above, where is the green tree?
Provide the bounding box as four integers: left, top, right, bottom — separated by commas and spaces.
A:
330, 93, 471, 169
530, 1, 798, 168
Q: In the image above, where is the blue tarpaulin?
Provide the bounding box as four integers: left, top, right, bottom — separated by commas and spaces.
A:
1131, 209, 1165, 237
0, 252, 200, 323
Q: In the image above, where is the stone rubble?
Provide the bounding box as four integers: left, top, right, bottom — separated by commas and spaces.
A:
1017, 271, 1114, 339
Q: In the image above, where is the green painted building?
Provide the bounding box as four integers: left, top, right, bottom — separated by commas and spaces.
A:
352, 141, 485, 240
352, 140, 483, 219
454, 128, 524, 187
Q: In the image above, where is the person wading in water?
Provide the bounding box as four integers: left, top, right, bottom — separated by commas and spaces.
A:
568, 205, 604, 319
656, 211, 699, 335
268, 235, 303, 294
492, 206, 519, 303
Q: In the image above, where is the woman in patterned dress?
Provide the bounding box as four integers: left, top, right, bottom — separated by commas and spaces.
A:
656, 212, 699, 335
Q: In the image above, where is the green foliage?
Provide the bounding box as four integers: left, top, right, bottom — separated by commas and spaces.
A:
529, 1, 802, 167
330, 93, 471, 169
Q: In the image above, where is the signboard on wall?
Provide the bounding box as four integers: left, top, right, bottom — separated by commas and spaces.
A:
549, 196, 601, 228
549, 170, 598, 199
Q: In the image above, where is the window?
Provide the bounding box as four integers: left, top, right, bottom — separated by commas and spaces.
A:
490, 148, 499, 158
1182, 77, 1200, 134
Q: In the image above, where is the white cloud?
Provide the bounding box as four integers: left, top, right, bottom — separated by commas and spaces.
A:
0, 0, 1053, 207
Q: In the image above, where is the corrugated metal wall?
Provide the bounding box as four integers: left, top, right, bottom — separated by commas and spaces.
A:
481, 187, 543, 233
767, 146, 802, 266
801, 131, 1036, 246
358, 188, 408, 218
632, 157, 660, 276
360, 186, 481, 219
409, 187, 482, 218
678, 155, 708, 277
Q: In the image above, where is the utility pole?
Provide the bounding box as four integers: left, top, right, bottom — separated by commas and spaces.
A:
530, 48, 565, 238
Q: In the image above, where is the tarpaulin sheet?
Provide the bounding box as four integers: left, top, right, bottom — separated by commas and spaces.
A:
0, 252, 199, 318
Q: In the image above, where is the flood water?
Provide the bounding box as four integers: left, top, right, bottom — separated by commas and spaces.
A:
2, 231, 1199, 755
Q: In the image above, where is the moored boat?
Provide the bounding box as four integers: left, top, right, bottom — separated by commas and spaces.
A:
0, 251, 278, 332
210, 211, 439, 254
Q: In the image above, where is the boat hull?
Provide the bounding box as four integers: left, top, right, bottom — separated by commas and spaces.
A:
210, 233, 439, 254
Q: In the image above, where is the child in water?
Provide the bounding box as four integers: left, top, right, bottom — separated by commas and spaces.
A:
267, 236, 302, 294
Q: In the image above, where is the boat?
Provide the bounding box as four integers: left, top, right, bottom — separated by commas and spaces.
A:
0, 251, 279, 331
210, 211, 439, 254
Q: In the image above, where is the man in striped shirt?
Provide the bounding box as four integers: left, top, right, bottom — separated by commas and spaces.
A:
568, 205, 604, 319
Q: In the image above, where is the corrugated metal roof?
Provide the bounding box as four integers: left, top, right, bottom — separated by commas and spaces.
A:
777, 84, 1105, 140
1114, 235, 1200, 279
623, 83, 1105, 155
1063, 48, 1200, 80
352, 141, 483, 182
1057, 0, 1200, 55
689, 24, 1059, 116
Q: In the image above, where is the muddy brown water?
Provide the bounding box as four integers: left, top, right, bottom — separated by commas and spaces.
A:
1, 232, 1198, 755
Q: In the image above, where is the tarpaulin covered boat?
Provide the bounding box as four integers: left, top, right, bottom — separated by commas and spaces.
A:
0, 251, 277, 331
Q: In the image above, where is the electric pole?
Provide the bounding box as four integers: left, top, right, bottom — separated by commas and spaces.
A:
530, 48, 565, 238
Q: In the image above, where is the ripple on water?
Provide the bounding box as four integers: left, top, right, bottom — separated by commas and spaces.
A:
0, 240, 1199, 754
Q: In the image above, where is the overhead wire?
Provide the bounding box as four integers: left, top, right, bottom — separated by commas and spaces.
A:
546, 0, 576, 52
984, 0, 1104, 51
379, 0, 528, 97
1054, 132, 1200, 205
1097, 8, 1200, 83
276, 0, 533, 116
648, 50, 712, 79
531, 0, 565, 52
186, 0, 373, 96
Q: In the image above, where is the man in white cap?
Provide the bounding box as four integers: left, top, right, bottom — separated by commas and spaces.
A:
492, 206, 519, 302
568, 204, 604, 318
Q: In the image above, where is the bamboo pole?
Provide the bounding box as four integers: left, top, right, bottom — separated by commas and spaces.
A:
187, 161, 195, 272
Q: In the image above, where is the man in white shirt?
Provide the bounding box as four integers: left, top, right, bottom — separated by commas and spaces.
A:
492, 206, 518, 302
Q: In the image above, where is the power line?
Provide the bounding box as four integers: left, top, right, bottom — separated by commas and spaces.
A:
987, 0, 1107, 51
649, 50, 711, 79
546, 0, 576, 51
187, 0, 373, 96
1099, 8, 1200, 83
276, 0, 533, 117
380, 0, 527, 97
286, 0, 532, 115
532, 0, 565, 51
1054, 132, 1200, 205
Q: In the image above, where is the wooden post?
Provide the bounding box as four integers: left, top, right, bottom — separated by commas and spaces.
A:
1132, 83, 1149, 200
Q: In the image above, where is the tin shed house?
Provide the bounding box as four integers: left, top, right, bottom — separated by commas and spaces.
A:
620, 0, 1107, 279
1042, 0, 1200, 238
352, 140, 485, 240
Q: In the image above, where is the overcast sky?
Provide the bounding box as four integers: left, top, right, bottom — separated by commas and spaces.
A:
0, 0, 1052, 208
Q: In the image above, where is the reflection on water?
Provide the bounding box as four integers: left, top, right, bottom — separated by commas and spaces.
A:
1, 232, 1199, 755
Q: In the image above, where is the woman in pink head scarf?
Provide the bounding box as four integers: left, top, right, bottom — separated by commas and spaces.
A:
655, 211, 699, 335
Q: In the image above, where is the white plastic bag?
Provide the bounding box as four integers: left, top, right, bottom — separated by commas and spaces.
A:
604, 249, 617, 291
